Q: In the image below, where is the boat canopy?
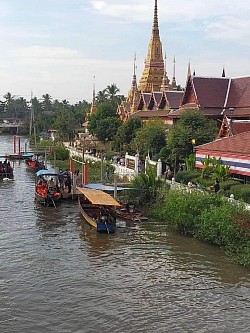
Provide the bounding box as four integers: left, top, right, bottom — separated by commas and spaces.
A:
77, 187, 121, 206
83, 183, 137, 191
36, 169, 57, 177
22, 153, 34, 158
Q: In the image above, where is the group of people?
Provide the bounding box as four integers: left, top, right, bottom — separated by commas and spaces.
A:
36, 177, 60, 197
0, 159, 13, 175
58, 169, 73, 193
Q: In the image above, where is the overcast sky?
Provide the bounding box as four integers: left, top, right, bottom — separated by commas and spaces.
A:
0, 0, 250, 103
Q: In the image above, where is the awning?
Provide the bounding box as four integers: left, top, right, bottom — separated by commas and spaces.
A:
77, 187, 121, 206
83, 183, 133, 191
36, 169, 57, 177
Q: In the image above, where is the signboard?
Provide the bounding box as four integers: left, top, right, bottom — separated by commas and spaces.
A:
127, 158, 135, 170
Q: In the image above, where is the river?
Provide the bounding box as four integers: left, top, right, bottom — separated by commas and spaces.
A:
0, 134, 249, 333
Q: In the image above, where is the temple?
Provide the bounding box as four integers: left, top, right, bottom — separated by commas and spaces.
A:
117, 0, 183, 121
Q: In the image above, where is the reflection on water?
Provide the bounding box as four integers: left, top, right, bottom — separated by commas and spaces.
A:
0, 134, 250, 333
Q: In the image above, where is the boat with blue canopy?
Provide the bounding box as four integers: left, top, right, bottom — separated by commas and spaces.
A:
35, 169, 62, 207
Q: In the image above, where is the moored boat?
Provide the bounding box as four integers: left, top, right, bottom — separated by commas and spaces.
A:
0, 159, 14, 180
116, 202, 148, 222
35, 169, 62, 207
26, 154, 46, 171
77, 187, 120, 234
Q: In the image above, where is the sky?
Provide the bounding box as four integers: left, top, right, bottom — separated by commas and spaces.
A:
0, 0, 250, 104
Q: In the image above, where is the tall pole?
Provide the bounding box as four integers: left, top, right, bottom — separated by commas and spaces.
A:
101, 152, 104, 183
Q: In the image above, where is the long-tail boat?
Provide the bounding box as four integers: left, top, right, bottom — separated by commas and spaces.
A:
35, 169, 62, 207
77, 187, 121, 234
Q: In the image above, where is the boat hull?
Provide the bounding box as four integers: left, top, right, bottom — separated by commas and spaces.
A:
35, 191, 61, 207
79, 201, 116, 234
116, 207, 148, 222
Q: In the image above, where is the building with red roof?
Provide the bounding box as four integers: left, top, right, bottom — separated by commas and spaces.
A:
195, 131, 250, 182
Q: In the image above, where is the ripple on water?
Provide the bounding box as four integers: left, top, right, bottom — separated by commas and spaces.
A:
0, 136, 250, 333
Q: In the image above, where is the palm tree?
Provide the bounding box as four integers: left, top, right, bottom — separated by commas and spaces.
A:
42, 94, 53, 112
96, 89, 108, 104
106, 83, 119, 100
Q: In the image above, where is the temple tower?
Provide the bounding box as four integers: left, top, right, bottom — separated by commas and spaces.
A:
90, 76, 97, 115
138, 0, 165, 92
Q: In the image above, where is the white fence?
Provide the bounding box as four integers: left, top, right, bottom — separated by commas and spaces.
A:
65, 145, 163, 180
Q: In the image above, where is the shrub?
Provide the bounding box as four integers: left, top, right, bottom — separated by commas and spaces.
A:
220, 179, 242, 192
197, 203, 245, 246
175, 170, 201, 184
229, 184, 250, 203
50, 147, 69, 160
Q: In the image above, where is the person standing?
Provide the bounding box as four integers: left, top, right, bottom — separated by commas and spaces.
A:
214, 178, 220, 193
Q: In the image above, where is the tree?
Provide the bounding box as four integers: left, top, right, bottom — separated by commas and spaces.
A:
112, 118, 142, 153
42, 94, 53, 113
167, 109, 217, 163
132, 119, 166, 158
95, 117, 121, 142
88, 101, 121, 142
96, 89, 108, 104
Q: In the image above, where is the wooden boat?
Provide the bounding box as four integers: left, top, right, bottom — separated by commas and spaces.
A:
0, 159, 14, 180
35, 169, 62, 207
116, 202, 148, 222
26, 155, 46, 172
77, 187, 121, 234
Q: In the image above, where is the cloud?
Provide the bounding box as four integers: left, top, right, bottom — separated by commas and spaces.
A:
90, 0, 250, 43
0, 45, 133, 102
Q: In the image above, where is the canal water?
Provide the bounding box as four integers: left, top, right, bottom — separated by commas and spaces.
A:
0, 134, 249, 333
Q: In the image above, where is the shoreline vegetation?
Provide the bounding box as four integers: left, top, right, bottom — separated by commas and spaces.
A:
151, 189, 250, 267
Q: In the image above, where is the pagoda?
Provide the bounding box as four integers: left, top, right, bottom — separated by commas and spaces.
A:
117, 0, 182, 121
138, 0, 166, 92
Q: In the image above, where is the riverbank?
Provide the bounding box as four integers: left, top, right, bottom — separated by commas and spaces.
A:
150, 188, 250, 267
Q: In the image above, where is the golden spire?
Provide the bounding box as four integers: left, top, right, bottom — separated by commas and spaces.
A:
127, 53, 139, 112
171, 55, 177, 89
138, 0, 164, 93
160, 52, 170, 92
152, 0, 159, 37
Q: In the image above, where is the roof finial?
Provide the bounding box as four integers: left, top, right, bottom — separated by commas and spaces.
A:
187, 60, 191, 78
222, 65, 226, 78
153, 0, 159, 37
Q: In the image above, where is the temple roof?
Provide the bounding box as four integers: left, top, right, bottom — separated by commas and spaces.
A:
226, 77, 250, 108
191, 77, 229, 108
130, 109, 170, 119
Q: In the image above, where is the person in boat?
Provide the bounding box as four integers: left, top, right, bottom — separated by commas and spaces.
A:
126, 202, 135, 213
0, 161, 3, 173
6, 162, 13, 173
48, 178, 55, 188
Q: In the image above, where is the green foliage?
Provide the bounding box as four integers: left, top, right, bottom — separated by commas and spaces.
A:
129, 165, 163, 205
175, 170, 201, 184
112, 118, 142, 153
185, 154, 195, 171
201, 155, 230, 181
220, 179, 242, 192
49, 147, 69, 160
132, 119, 166, 158
228, 184, 250, 203
167, 109, 217, 162
88, 101, 121, 142
197, 203, 245, 246
152, 189, 250, 266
